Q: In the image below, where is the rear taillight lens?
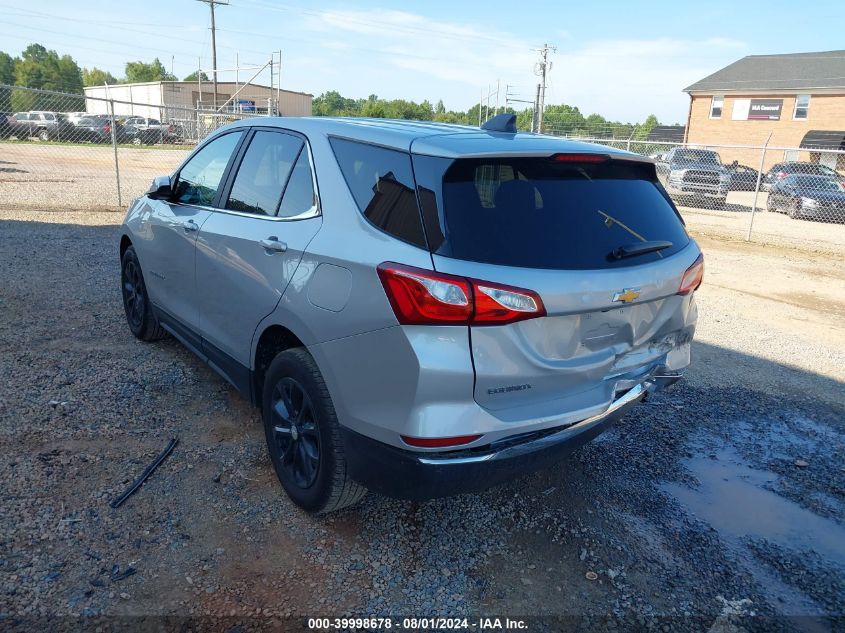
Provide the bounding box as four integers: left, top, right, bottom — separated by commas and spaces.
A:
678, 254, 704, 295
776, 171, 786, 180
377, 264, 471, 325
377, 263, 546, 326
401, 434, 482, 448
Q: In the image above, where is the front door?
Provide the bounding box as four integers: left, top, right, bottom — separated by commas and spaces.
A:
145, 130, 244, 330
196, 129, 322, 368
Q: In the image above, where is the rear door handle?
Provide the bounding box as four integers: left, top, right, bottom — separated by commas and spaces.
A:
183, 219, 199, 232
259, 237, 287, 253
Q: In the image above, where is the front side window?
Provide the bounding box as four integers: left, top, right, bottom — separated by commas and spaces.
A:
226, 130, 303, 216
710, 96, 724, 119
329, 137, 427, 248
174, 131, 242, 206
793, 94, 810, 120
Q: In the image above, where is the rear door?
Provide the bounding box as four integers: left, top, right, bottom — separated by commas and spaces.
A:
412, 153, 700, 417
196, 128, 322, 368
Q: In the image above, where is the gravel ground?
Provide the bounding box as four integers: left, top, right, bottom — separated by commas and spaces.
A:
0, 209, 843, 632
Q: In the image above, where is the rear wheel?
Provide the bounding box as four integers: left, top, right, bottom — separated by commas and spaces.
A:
262, 348, 366, 514
37, 129, 50, 141
121, 246, 166, 341
788, 200, 801, 220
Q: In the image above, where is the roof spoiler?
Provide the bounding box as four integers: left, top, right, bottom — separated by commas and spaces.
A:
481, 113, 517, 134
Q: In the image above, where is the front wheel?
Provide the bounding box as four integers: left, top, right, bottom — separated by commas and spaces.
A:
37, 129, 50, 141
121, 246, 166, 341
262, 349, 366, 514
788, 201, 801, 220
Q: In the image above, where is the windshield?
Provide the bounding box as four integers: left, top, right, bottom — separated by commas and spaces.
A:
412, 155, 690, 270
672, 149, 721, 165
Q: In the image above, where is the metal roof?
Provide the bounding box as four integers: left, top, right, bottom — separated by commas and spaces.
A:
685, 50, 845, 93
225, 116, 644, 160
800, 130, 845, 151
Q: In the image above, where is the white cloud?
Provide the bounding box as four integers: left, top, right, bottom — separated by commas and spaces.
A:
280, 8, 748, 123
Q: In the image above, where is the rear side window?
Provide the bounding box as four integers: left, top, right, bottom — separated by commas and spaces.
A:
226, 130, 302, 216
329, 137, 427, 248
278, 149, 317, 218
412, 155, 690, 270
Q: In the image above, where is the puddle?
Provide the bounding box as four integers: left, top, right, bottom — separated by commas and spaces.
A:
663, 443, 845, 618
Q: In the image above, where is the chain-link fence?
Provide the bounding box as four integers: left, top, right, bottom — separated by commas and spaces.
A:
548, 133, 845, 254
0, 84, 263, 210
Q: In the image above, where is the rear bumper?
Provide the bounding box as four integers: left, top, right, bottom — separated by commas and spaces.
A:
341, 377, 676, 500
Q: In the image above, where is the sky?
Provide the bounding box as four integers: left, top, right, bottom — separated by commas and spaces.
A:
1, 0, 844, 124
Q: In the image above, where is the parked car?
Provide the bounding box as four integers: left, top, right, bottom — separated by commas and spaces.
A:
0, 112, 13, 138
118, 116, 702, 514
72, 116, 117, 143
123, 117, 180, 144
7, 111, 74, 141
762, 162, 845, 191
655, 147, 730, 209
724, 162, 760, 191
766, 175, 845, 221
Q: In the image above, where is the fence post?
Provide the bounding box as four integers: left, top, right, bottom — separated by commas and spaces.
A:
746, 132, 772, 241
109, 99, 122, 207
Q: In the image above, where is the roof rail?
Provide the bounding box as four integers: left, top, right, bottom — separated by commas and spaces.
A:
481, 113, 517, 134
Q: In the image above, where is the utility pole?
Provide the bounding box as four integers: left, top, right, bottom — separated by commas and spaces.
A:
197, 0, 228, 109
533, 43, 555, 133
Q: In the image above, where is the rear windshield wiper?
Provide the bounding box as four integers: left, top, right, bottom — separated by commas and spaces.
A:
609, 240, 673, 261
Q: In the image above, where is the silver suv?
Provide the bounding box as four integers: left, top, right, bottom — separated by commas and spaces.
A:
119, 115, 702, 514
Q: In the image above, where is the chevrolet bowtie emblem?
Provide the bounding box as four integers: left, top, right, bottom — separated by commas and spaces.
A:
612, 288, 641, 303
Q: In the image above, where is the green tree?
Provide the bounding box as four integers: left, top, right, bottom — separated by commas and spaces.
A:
633, 114, 659, 140
124, 58, 176, 83
183, 70, 210, 82
0, 51, 15, 111
82, 67, 117, 86
12, 43, 83, 110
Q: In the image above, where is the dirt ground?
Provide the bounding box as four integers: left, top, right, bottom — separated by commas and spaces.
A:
0, 209, 843, 632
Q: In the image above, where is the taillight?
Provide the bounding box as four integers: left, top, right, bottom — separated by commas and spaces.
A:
401, 434, 482, 448
377, 263, 546, 326
776, 171, 786, 180
104, 122, 111, 134
678, 254, 704, 295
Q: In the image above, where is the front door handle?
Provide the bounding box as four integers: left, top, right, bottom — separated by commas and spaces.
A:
183, 219, 199, 233
259, 237, 287, 253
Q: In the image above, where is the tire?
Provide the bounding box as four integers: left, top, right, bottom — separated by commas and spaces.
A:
788, 201, 801, 220
37, 129, 50, 142
262, 348, 366, 514
131, 137, 142, 146
120, 246, 166, 341
766, 196, 775, 213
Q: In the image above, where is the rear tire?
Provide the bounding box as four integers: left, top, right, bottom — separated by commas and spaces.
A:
37, 129, 50, 141
262, 348, 366, 514
120, 246, 166, 341
788, 201, 801, 220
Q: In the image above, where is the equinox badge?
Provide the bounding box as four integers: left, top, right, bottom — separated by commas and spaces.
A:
612, 288, 641, 303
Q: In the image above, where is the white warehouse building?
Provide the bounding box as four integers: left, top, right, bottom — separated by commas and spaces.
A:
83, 80, 313, 139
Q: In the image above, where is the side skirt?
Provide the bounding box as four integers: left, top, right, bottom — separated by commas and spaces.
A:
152, 305, 257, 405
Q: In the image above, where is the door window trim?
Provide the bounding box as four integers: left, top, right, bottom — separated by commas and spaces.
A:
214, 126, 322, 222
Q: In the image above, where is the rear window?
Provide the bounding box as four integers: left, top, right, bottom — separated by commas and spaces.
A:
413, 155, 690, 270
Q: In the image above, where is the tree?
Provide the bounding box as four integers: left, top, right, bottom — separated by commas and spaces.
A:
183, 70, 210, 82
12, 43, 83, 110
633, 114, 659, 140
124, 58, 176, 83
0, 51, 15, 111
83, 67, 117, 86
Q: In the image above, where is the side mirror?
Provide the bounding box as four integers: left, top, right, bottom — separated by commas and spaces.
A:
147, 175, 173, 200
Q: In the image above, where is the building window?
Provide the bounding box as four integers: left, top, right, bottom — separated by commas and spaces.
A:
793, 94, 810, 120
709, 96, 724, 119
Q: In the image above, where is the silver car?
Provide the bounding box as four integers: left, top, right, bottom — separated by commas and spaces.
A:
119, 115, 702, 514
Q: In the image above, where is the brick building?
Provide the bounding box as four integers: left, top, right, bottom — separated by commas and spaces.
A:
683, 50, 845, 171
